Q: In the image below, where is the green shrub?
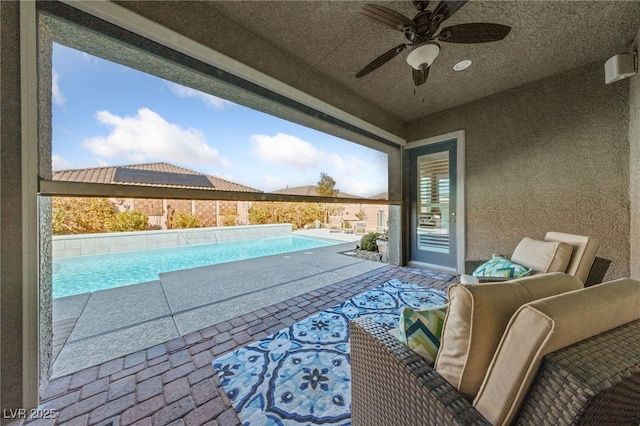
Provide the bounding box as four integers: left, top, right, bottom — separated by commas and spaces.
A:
248, 201, 324, 229
107, 210, 149, 232
52, 197, 152, 234
220, 215, 237, 227
52, 197, 114, 234
360, 232, 381, 251
172, 211, 200, 229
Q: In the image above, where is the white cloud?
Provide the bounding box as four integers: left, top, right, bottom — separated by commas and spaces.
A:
211, 171, 255, 188
212, 172, 238, 182
92, 158, 111, 168
337, 178, 386, 198
83, 108, 230, 167
249, 131, 388, 196
263, 174, 290, 191
250, 133, 325, 170
52, 70, 66, 106
330, 153, 388, 197
52, 154, 73, 171
166, 82, 234, 110
81, 52, 100, 65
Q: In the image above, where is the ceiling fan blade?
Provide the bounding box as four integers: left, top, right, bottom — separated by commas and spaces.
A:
438, 23, 512, 43
412, 66, 429, 86
356, 44, 408, 78
360, 4, 414, 31
431, 0, 468, 24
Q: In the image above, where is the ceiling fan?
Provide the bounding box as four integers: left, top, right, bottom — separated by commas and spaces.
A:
355, 0, 511, 86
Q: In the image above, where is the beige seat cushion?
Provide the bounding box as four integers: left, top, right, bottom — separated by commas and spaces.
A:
544, 232, 599, 283
434, 273, 583, 400
511, 237, 573, 274
474, 278, 640, 426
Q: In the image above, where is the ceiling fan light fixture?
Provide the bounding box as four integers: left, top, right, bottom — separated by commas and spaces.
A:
453, 59, 472, 71
406, 42, 440, 70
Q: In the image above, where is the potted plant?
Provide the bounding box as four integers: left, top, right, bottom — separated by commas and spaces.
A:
376, 230, 388, 257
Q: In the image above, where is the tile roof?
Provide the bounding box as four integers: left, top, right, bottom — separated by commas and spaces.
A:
52, 162, 261, 193
270, 185, 363, 199
369, 192, 388, 200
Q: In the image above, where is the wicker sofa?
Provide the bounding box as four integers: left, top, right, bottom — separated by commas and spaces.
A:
350, 276, 640, 425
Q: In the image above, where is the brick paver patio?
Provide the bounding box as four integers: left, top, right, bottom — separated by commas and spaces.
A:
25, 265, 457, 426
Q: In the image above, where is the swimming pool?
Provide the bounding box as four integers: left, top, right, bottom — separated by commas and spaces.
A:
52, 235, 338, 298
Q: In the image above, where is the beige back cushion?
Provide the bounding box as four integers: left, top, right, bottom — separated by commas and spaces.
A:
511, 237, 573, 274
433, 273, 583, 400
544, 231, 599, 283
474, 278, 640, 426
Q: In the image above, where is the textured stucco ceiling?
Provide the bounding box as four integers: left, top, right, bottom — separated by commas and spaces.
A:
114, 0, 640, 139
202, 0, 640, 122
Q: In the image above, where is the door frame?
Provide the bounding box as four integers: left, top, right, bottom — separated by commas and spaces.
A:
404, 130, 465, 274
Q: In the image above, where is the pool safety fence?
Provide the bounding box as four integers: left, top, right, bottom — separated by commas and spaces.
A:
52, 224, 293, 258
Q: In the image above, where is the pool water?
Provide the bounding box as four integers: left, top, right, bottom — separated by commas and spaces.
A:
52, 235, 337, 298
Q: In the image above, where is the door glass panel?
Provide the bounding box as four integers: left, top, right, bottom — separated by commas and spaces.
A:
417, 152, 450, 253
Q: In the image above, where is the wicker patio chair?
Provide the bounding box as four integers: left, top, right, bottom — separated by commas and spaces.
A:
350, 318, 640, 426
465, 256, 611, 286
462, 232, 609, 286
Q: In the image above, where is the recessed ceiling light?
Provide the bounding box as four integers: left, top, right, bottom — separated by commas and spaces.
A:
454, 60, 472, 71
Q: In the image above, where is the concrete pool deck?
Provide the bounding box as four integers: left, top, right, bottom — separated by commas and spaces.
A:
51, 231, 372, 378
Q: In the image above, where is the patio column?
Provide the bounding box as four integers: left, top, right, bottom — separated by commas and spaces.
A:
0, 0, 42, 410
629, 31, 640, 280
387, 146, 402, 266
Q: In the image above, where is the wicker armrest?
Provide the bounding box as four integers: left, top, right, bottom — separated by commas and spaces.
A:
350, 318, 490, 426
515, 319, 640, 425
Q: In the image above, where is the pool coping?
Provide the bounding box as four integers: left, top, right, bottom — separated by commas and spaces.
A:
52, 224, 293, 258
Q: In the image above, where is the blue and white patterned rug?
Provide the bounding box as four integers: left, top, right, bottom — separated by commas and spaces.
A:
212, 279, 448, 425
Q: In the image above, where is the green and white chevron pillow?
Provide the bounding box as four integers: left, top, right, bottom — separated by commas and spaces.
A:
398, 304, 448, 364
473, 257, 532, 279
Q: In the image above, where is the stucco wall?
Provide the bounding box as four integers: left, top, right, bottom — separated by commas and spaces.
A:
1, 0, 24, 410
406, 61, 630, 280
629, 29, 640, 281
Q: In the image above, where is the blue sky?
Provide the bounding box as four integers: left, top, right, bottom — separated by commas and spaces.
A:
52, 43, 388, 197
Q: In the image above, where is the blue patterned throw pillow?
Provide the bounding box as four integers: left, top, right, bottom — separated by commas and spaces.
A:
473, 257, 532, 279
398, 305, 448, 364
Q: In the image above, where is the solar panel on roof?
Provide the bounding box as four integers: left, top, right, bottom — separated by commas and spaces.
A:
113, 168, 214, 188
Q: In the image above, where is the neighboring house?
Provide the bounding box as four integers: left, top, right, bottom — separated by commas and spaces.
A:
271, 186, 389, 232
53, 162, 261, 229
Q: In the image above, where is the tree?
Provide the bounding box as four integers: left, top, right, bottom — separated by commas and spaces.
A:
317, 172, 341, 224
317, 172, 339, 197
355, 206, 367, 221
